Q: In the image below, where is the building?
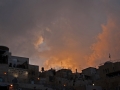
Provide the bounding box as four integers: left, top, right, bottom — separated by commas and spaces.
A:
82, 67, 97, 77
82, 67, 100, 82
28, 64, 39, 84
0, 46, 39, 85
95, 61, 120, 90
3, 45, 120, 90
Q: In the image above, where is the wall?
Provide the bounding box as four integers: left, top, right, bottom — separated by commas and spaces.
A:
28, 64, 39, 84
0, 64, 8, 82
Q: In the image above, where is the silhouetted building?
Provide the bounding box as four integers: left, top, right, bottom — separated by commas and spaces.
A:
0, 46, 39, 84
95, 61, 120, 90
28, 64, 39, 84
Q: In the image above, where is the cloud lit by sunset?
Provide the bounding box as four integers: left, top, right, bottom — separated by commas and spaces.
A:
88, 16, 120, 67
0, 0, 120, 72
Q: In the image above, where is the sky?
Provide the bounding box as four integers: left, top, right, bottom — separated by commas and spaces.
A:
0, 0, 120, 72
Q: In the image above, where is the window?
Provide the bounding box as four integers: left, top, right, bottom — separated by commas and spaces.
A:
31, 71, 35, 75
105, 69, 107, 73
0, 77, 3, 82
113, 67, 115, 71
9, 63, 12, 67
103, 69, 105, 73
107, 68, 109, 73
59, 81, 61, 84
105, 68, 109, 73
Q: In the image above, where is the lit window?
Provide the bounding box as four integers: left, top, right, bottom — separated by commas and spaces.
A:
25, 71, 28, 75
10, 84, 13, 87
4, 72, 7, 75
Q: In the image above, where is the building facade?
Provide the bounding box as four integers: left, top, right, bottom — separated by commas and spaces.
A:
0, 46, 39, 85
96, 61, 120, 90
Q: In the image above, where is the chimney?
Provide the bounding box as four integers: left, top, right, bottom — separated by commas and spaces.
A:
41, 67, 44, 72
76, 69, 77, 73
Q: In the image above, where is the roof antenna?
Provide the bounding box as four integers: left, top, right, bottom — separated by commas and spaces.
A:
109, 53, 111, 61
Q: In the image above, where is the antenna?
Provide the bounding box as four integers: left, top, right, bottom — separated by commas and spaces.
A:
61, 61, 62, 67
109, 53, 111, 61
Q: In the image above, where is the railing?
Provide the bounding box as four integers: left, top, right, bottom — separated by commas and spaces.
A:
99, 59, 120, 66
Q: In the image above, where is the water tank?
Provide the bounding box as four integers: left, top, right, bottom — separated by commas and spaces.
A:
0, 46, 9, 54
0, 46, 9, 51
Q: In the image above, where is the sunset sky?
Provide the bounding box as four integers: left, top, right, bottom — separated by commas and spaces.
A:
0, 0, 120, 72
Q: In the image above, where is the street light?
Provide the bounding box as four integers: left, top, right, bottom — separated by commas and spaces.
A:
37, 78, 40, 80
10, 84, 13, 87
4, 72, 7, 75
9, 84, 13, 90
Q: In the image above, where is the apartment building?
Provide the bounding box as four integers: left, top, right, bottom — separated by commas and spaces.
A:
0, 46, 39, 85
96, 61, 120, 90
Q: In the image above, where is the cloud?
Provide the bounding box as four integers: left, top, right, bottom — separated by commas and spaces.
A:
1, 0, 120, 72
34, 36, 50, 52
88, 16, 120, 67
37, 18, 91, 72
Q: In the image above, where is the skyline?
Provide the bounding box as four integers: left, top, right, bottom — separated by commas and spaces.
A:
0, 0, 120, 72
